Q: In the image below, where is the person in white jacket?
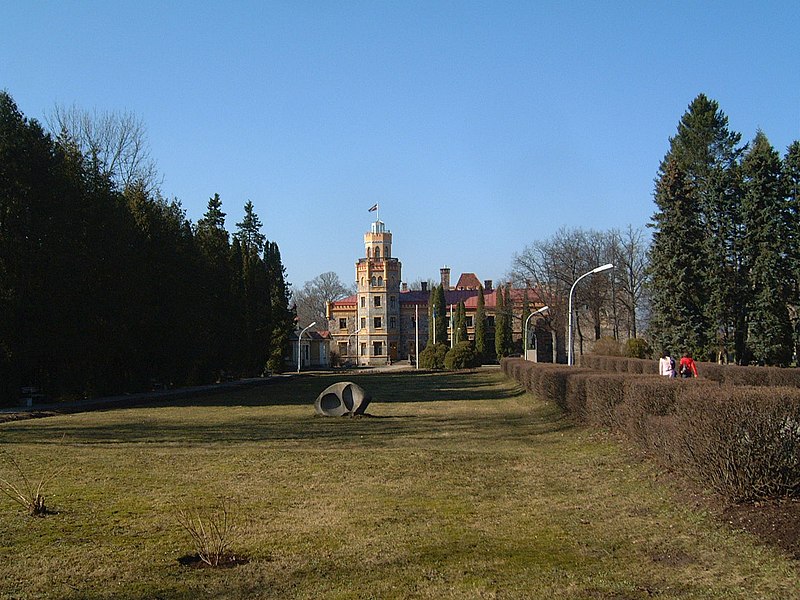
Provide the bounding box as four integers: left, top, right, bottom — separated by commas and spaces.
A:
659, 352, 676, 378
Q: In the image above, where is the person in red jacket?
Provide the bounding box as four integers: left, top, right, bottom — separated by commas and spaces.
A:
679, 353, 698, 378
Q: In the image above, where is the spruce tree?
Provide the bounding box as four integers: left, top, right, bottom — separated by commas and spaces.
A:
784, 141, 800, 359
648, 94, 744, 361
235, 200, 266, 253
455, 300, 467, 344
741, 131, 793, 365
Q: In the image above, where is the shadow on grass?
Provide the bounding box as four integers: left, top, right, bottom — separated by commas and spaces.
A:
0, 371, 575, 446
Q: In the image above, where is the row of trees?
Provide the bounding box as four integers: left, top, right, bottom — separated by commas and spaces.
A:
509, 226, 649, 363
0, 91, 294, 404
649, 94, 800, 365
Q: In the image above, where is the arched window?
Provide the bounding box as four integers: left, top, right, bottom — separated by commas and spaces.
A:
375, 246, 381, 259
378, 276, 384, 286
367, 248, 371, 258
385, 245, 389, 257
371, 276, 376, 286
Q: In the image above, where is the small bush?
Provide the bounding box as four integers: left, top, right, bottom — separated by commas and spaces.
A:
592, 337, 623, 356
420, 343, 448, 370
624, 338, 651, 359
444, 342, 481, 370
175, 498, 242, 567
0, 450, 62, 517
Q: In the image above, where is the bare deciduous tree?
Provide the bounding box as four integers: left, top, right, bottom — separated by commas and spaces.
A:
48, 104, 161, 193
293, 271, 355, 330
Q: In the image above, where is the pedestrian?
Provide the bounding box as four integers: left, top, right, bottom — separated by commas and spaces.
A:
659, 351, 676, 378
678, 352, 698, 378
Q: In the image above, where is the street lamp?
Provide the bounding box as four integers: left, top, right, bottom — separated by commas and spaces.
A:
568, 264, 613, 366
297, 321, 316, 373
524, 305, 549, 361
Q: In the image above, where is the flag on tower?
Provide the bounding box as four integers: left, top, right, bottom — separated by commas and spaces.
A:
368, 203, 378, 212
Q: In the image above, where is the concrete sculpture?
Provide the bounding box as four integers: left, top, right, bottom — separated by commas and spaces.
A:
314, 381, 371, 417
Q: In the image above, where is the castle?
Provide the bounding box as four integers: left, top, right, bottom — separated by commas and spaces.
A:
326, 218, 550, 365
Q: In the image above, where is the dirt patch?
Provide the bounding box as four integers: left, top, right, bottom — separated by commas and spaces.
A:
722, 498, 800, 560
177, 554, 250, 569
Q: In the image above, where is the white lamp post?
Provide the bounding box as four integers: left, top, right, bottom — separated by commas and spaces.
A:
568, 264, 613, 366
524, 305, 549, 361
297, 321, 316, 373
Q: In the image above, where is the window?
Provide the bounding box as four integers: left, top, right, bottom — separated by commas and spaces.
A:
378, 276, 383, 286
371, 276, 376, 286
374, 296, 381, 307
465, 316, 473, 327
373, 341, 383, 356
339, 318, 347, 330
390, 316, 396, 329
338, 342, 348, 355
361, 296, 366, 308
375, 246, 381, 259
360, 343, 366, 356
374, 316, 382, 329
487, 316, 495, 327
390, 296, 396, 307
361, 317, 366, 329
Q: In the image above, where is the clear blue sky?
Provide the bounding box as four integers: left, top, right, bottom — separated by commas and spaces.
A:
3, 1, 799, 290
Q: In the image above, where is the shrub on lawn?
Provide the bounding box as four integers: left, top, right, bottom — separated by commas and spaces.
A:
444, 342, 481, 370
0, 450, 62, 517
420, 343, 448, 370
175, 497, 243, 567
624, 338, 651, 359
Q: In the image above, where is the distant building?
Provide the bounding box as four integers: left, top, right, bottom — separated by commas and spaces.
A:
327, 218, 551, 365
287, 329, 331, 370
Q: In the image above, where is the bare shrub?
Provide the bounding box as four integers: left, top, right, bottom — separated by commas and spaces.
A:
175, 498, 242, 567
585, 374, 626, 427
675, 386, 800, 501
0, 451, 63, 516
565, 372, 593, 423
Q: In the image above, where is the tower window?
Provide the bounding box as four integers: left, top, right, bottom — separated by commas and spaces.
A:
361, 317, 366, 329
361, 296, 365, 308
374, 296, 381, 307
390, 316, 396, 329
378, 276, 383, 286
375, 247, 381, 259
339, 318, 347, 330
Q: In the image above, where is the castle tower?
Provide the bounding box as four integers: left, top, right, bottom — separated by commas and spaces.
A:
356, 220, 402, 364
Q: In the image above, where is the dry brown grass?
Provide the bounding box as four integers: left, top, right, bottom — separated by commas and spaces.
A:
0, 369, 798, 599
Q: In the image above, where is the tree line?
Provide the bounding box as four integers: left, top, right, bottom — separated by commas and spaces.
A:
649, 94, 800, 365
0, 91, 294, 405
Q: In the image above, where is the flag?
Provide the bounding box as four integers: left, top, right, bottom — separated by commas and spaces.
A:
368, 203, 378, 212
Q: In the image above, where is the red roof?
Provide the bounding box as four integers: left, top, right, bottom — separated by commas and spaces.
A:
454, 272, 482, 289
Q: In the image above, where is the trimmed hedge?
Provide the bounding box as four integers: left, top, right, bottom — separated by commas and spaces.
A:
501, 357, 800, 501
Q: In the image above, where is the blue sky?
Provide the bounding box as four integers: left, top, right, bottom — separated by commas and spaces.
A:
3, 1, 799, 291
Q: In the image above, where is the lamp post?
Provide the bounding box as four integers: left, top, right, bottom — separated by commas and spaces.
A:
297, 321, 316, 373
568, 264, 613, 366
524, 305, 549, 361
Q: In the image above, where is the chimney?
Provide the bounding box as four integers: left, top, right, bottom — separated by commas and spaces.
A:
484, 279, 493, 291
421, 281, 428, 292
401, 282, 408, 292
440, 266, 451, 290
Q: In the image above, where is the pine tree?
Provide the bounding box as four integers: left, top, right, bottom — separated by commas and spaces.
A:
264, 241, 294, 373
474, 286, 487, 360
741, 131, 793, 365
784, 141, 800, 359
455, 300, 467, 344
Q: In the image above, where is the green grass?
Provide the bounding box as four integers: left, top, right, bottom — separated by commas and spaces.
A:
0, 369, 798, 599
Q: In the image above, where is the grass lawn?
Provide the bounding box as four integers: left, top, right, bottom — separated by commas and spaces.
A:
1, 368, 799, 599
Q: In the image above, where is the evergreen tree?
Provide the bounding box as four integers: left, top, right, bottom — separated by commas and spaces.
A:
784, 141, 800, 358
234, 200, 266, 253
648, 94, 744, 361
427, 284, 436, 345
264, 241, 294, 373
521, 291, 531, 351
647, 157, 707, 357
495, 286, 507, 359
502, 284, 514, 355
474, 286, 487, 360
741, 131, 793, 365
434, 283, 448, 345
454, 300, 467, 344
